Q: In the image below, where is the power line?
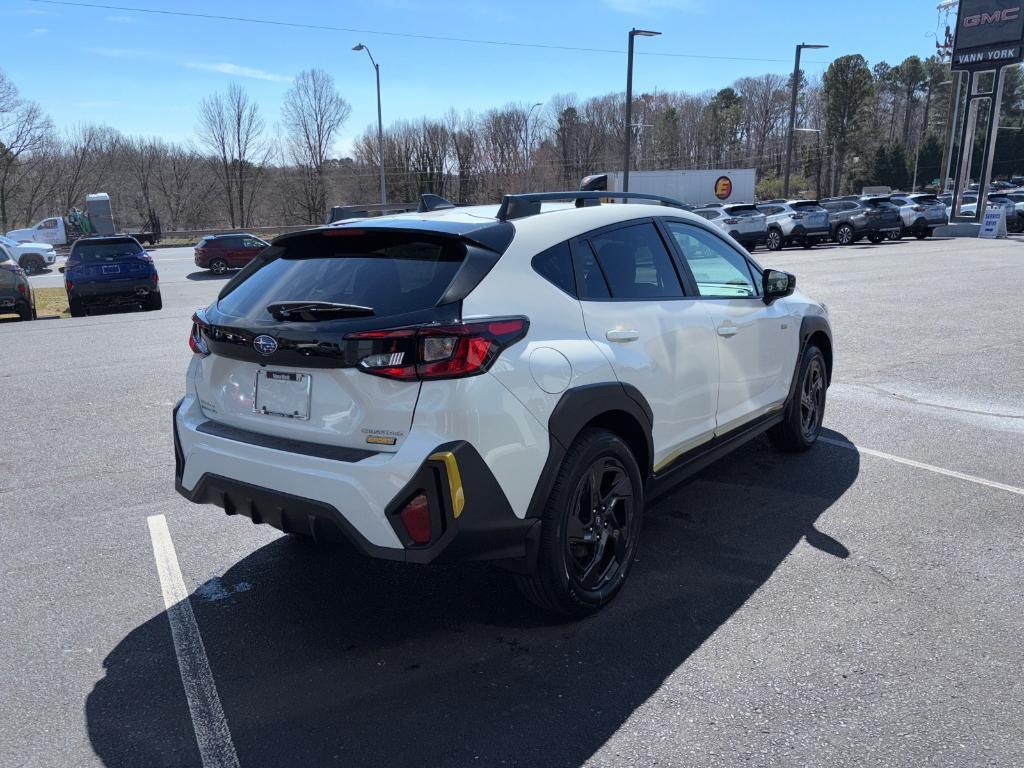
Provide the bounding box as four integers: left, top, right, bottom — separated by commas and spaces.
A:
32, 0, 830, 65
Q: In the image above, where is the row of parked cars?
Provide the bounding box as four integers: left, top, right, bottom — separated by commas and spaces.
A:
691, 193, 949, 251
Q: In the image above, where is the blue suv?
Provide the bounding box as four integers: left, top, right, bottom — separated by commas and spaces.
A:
64, 236, 161, 317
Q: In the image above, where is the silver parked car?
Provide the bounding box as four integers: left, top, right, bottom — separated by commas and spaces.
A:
691, 203, 767, 251
756, 200, 831, 250
887, 193, 949, 239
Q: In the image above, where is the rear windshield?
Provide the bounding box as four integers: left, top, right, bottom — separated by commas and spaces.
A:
792, 201, 826, 212
725, 205, 760, 216
217, 231, 466, 321
73, 240, 143, 262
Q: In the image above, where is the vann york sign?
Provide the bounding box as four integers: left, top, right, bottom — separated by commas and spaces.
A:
953, 1, 1024, 69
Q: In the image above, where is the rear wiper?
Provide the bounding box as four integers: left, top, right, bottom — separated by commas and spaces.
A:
266, 301, 374, 321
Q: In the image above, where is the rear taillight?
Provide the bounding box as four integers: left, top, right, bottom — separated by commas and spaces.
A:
399, 493, 432, 544
723, 217, 740, 225
346, 317, 529, 381
189, 313, 210, 356
913, 205, 926, 212
17, 283, 25, 295
151, 272, 159, 285
789, 213, 806, 220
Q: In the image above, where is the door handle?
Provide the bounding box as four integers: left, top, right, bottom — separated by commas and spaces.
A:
717, 323, 738, 338
606, 329, 640, 343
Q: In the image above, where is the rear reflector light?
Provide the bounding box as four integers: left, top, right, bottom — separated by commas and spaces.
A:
346, 316, 529, 381
189, 313, 210, 355
399, 493, 432, 544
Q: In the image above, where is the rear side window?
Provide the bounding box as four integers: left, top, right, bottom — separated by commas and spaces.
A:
532, 242, 576, 296
217, 231, 465, 320
792, 201, 826, 213
588, 223, 683, 300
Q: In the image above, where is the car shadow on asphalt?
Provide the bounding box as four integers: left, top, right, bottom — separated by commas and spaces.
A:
186, 271, 233, 281
84, 432, 859, 768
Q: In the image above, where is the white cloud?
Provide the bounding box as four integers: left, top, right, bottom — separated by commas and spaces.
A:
604, 0, 702, 13
30, 27, 48, 37
86, 47, 146, 59
184, 62, 292, 83
105, 15, 138, 24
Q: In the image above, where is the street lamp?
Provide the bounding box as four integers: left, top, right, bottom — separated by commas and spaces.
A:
783, 43, 828, 198
353, 43, 386, 205
622, 28, 661, 194
525, 102, 543, 189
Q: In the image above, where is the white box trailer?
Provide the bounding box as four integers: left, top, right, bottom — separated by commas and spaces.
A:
603, 169, 757, 207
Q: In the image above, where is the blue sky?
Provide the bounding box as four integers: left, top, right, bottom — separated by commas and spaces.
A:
4, 0, 949, 155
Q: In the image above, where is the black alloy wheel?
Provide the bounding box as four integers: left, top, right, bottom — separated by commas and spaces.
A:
799, 355, 826, 442
517, 428, 644, 616
835, 224, 855, 245
565, 457, 637, 593
209, 258, 229, 275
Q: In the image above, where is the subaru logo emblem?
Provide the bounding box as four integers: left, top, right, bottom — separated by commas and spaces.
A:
253, 335, 278, 356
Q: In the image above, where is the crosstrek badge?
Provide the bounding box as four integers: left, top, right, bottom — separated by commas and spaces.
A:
715, 176, 733, 200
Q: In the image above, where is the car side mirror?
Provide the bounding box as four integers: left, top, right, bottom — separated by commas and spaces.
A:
58, 266, 66, 274
763, 268, 795, 304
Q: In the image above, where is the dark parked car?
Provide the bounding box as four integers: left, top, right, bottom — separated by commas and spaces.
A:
821, 197, 902, 245
64, 236, 161, 317
194, 234, 270, 274
0, 244, 35, 321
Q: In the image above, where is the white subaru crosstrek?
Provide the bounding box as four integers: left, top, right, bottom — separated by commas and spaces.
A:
174, 191, 833, 616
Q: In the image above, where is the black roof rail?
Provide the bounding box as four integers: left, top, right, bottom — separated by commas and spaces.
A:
418, 193, 456, 213
495, 191, 691, 222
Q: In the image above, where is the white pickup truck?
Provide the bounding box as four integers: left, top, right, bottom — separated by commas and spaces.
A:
7, 193, 159, 249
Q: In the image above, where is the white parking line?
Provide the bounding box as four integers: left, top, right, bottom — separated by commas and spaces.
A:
819, 436, 1024, 497
147, 515, 240, 768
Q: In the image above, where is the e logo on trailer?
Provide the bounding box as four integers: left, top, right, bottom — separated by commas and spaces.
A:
714, 176, 733, 200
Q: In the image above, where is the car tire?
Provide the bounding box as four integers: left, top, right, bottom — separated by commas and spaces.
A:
867, 233, 885, 244
516, 428, 644, 617
914, 228, 929, 240
768, 345, 828, 453
766, 228, 783, 251
21, 256, 44, 275
147, 292, 163, 311
801, 239, 814, 249
68, 297, 86, 318
835, 224, 855, 245
209, 258, 229, 275
16, 301, 33, 321
888, 230, 903, 241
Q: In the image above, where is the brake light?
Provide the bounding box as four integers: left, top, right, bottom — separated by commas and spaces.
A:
399, 493, 432, 544
151, 272, 159, 285
189, 313, 210, 355
346, 317, 529, 381
789, 213, 806, 220
913, 205, 926, 212
17, 283, 25, 295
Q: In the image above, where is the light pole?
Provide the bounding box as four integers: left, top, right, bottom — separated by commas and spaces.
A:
622, 28, 660, 194
525, 102, 542, 189
353, 43, 386, 205
783, 43, 828, 199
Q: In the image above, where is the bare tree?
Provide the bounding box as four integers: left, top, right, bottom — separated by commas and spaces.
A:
197, 83, 270, 227
0, 70, 53, 230
153, 143, 215, 229
281, 69, 351, 223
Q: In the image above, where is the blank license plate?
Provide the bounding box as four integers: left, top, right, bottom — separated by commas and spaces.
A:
254, 371, 311, 420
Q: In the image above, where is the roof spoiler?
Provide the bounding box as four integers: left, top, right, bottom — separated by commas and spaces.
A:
496, 191, 690, 221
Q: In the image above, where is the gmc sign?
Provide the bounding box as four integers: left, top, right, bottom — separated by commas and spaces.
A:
953, 0, 1024, 69
964, 7, 1020, 27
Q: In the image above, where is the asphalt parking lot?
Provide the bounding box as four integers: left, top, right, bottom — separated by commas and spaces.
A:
1, 236, 1022, 768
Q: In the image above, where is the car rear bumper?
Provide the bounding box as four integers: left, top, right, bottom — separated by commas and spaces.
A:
173, 396, 537, 566
70, 278, 159, 303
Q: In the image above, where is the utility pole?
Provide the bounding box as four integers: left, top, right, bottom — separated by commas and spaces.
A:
622, 28, 660, 195
783, 43, 828, 198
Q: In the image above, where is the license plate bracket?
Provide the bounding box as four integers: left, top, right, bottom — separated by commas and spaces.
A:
254, 370, 312, 420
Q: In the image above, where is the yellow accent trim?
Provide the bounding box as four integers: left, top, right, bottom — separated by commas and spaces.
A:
366, 435, 397, 446
653, 431, 714, 474
429, 451, 465, 519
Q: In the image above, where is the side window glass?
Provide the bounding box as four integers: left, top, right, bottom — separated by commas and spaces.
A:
573, 241, 610, 299
532, 241, 576, 296
588, 223, 683, 299
666, 222, 757, 298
